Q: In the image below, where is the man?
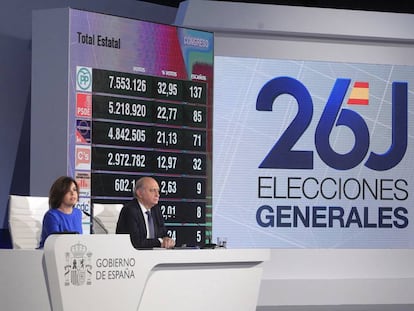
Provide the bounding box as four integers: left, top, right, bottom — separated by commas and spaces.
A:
116, 176, 175, 249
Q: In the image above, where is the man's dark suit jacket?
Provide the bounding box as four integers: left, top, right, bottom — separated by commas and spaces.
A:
116, 198, 167, 249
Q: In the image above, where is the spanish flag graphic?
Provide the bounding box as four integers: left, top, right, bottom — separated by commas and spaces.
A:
347, 81, 369, 105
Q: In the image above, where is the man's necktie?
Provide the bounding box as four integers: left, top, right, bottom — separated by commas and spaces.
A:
146, 210, 155, 239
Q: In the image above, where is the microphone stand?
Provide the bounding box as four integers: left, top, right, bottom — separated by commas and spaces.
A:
82, 210, 109, 234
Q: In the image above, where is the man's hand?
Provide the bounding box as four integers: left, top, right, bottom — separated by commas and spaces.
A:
161, 237, 175, 249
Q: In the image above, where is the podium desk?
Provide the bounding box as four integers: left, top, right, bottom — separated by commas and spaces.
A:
0, 248, 50, 310
0, 235, 269, 311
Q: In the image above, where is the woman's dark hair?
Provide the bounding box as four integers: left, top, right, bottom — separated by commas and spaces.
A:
48, 176, 79, 209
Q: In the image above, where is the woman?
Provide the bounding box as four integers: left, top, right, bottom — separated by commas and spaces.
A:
38, 176, 83, 248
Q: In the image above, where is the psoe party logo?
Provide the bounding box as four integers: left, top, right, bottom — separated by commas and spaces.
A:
256, 77, 408, 171
64, 242, 92, 286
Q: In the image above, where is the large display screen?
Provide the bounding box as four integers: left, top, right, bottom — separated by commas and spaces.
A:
67, 9, 214, 247
213, 56, 413, 248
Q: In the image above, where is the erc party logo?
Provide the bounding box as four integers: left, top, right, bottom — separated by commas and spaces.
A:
76, 66, 92, 92
64, 242, 92, 286
256, 77, 408, 171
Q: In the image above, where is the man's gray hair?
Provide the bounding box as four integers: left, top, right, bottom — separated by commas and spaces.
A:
133, 177, 151, 198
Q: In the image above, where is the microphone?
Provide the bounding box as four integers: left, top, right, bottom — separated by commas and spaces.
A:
82, 209, 109, 234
